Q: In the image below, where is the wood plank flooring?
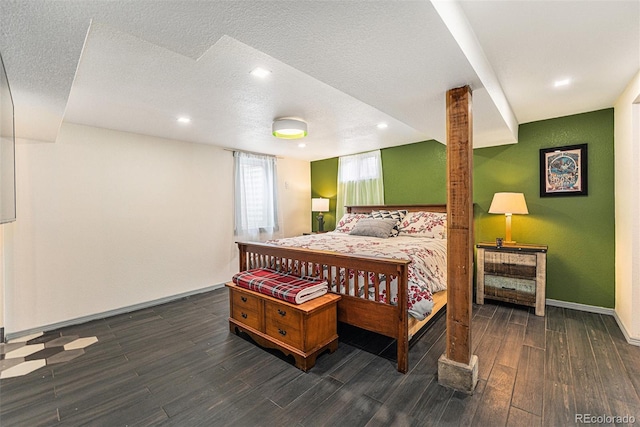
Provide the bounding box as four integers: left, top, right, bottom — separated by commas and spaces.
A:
1, 288, 639, 426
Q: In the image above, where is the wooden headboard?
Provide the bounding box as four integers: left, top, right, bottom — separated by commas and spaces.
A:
346, 204, 447, 214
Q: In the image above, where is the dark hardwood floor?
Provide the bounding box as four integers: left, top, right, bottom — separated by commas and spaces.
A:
1, 288, 639, 426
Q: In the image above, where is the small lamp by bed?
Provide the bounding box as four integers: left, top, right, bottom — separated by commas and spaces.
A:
311, 198, 330, 232
488, 192, 528, 244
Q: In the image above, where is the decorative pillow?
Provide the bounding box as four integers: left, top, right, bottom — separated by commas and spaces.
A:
398, 211, 447, 239
349, 218, 397, 238
370, 210, 408, 237
334, 213, 369, 233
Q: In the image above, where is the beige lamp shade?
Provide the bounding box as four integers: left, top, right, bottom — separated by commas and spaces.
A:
488, 192, 528, 243
311, 198, 329, 212
489, 192, 529, 214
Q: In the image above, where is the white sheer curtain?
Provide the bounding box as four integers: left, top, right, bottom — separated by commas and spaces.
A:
234, 151, 280, 241
336, 150, 384, 221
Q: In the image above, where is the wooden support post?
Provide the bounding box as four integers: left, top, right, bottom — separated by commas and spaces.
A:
438, 85, 478, 394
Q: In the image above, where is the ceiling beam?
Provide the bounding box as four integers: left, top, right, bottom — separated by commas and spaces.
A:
431, 0, 518, 146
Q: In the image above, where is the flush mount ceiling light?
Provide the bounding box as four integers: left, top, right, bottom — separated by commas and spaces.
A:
272, 118, 307, 139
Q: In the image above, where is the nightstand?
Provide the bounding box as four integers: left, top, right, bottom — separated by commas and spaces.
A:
476, 242, 547, 316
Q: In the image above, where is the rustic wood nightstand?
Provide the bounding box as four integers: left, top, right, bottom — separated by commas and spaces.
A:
476, 242, 548, 316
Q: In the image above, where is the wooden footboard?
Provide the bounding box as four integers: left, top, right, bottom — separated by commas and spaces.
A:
236, 241, 412, 373
235, 203, 447, 373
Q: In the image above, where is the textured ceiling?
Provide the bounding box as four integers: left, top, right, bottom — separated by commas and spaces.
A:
0, 1, 638, 161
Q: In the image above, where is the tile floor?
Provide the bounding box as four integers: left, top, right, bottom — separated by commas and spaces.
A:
0, 331, 97, 379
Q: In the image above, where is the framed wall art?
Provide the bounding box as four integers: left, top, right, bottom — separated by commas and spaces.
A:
539, 143, 588, 197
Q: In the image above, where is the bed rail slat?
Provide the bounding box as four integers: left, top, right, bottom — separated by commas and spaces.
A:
372, 272, 378, 302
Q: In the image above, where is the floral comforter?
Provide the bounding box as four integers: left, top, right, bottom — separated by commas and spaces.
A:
266, 232, 447, 320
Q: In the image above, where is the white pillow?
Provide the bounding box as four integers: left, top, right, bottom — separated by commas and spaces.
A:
398, 211, 447, 239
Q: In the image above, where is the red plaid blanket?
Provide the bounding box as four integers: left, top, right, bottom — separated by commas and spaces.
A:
232, 268, 328, 304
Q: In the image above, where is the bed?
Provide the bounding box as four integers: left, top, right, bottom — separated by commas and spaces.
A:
234, 204, 447, 373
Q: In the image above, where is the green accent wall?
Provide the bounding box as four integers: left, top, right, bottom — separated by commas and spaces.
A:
310, 158, 338, 232
475, 109, 615, 308
381, 140, 447, 204
310, 108, 615, 308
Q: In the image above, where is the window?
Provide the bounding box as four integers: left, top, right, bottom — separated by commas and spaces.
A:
336, 150, 384, 220
234, 151, 279, 237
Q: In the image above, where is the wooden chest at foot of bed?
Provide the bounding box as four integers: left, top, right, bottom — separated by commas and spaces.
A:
226, 282, 341, 371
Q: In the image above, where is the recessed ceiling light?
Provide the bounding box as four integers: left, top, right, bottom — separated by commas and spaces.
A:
177, 117, 191, 124
554, 78, 571, 88
377, 123, 388, 129
250, 67, 271, 78
298, 143, 306, 148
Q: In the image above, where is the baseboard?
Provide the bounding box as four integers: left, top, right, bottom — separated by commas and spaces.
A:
613, 312, 640, 347
5, 283, 226, 342
546, 298, 640, 347
545, 298, 615, 316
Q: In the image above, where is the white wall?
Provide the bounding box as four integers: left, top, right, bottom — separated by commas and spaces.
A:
614, 70, 640, 343
0, 226, 4, 337
278, 157, 314, 237
4, 123, 310, 335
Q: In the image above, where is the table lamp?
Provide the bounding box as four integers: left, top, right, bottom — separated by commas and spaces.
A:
488, 192, 529, 244
311, 198, 330, 232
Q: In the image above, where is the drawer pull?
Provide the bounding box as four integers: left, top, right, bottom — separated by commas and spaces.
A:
501, 287, 517, 291
277, 309, 286, 317
501, 263, 517, 266
241, 312, 248, 319
278, 329, 287, 336
241, 296, 248, 302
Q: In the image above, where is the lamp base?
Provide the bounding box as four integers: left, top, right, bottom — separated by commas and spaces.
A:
317, 213, 325, 232
504, 214, 515, 245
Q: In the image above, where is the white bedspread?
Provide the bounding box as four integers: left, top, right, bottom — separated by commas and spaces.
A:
267, 232, 447, 320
